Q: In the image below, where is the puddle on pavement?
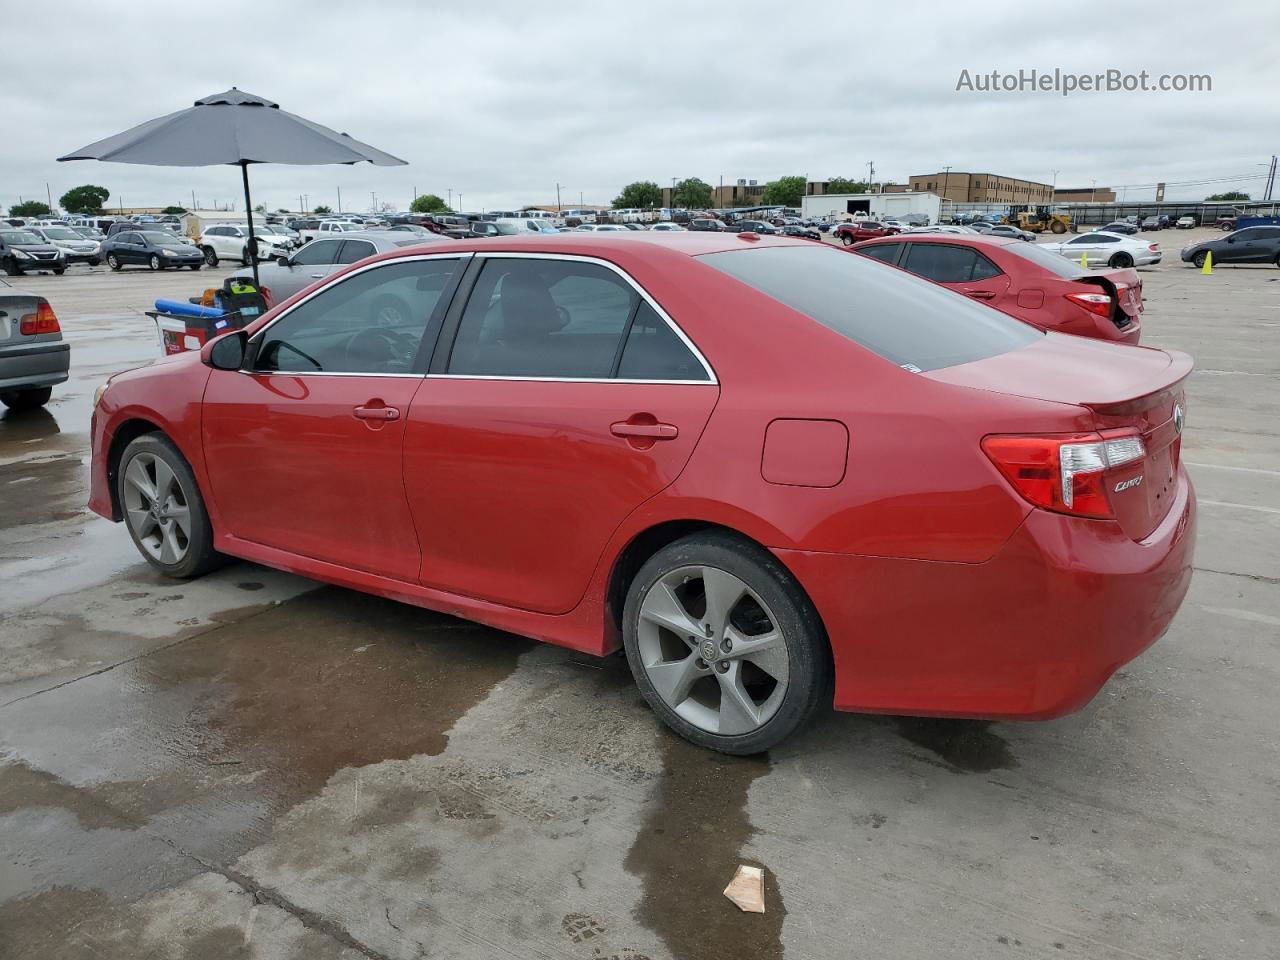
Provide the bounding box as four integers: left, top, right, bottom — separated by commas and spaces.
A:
0, 452, 86, 528
0, 407, 61, 447
0, 762, 142, 830
625, 734, 786, 960
894, 717, 1018, 773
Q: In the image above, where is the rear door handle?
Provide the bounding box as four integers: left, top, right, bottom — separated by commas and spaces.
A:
611, 421, 678, 439
965, 290, 996, 300
354, 404, 400, 421
310, 273, 325, 279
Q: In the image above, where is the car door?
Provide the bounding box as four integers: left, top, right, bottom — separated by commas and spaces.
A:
275, 238, 344, 300
1064, 234, 1110, 266
201, 253, 467, 580
901, 242, 1011, 304
403, 254, 719, 614
117, 232, 142, 264
1221, 228, 1265, 263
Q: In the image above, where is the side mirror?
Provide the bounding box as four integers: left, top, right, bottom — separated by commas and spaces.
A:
277, 253, 291, 265
202, 331, 247, 371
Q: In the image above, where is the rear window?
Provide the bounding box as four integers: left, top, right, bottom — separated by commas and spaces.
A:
999, 241, 1091, 279
700, 245, 1040, 372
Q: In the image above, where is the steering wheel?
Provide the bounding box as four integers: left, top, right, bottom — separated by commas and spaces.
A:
343, 327, 416, 370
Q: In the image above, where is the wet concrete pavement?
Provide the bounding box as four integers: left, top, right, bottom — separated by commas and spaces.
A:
2, 254, 1279, 958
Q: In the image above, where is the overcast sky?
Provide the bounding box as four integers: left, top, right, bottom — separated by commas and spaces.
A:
4, 0, 1277, 214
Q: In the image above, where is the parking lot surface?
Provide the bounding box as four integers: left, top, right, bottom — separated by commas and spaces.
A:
2, 237, 1278, 959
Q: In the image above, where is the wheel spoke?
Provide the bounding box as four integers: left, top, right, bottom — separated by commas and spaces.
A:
166, 503, 191, 538
153, 458, 178, 504
124, 458, 156, 503
715, 663, 761, 735
646, 654, 702, 708
159, 523, 182, 564
640, 580, 702, 641
701, 567, 745, 638
726, 626, 788, 680
127, 507, 157, 538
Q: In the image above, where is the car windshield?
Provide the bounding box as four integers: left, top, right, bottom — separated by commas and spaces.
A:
2, 231, 41, 244
495, 222, 523, 235
1001, 241, 1092, 279
43, 228, 82, 240
140, 231, 177, 244
700, 244, 1040, 372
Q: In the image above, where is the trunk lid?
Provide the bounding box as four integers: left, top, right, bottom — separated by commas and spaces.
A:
1079, 267, 1143, 329
931, 334, 1191, 540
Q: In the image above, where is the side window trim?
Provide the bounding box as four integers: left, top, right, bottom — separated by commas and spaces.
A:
425, 252, 717, 384
244, 252, 473, 375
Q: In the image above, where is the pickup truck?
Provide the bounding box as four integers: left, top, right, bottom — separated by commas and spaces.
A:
835, 221, 898, 246
290, 219, 364, 243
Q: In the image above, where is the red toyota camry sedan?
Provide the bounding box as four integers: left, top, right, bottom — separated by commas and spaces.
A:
89, 234, 1196, 754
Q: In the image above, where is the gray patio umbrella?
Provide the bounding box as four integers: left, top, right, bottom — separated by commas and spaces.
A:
57, 88, 407, 285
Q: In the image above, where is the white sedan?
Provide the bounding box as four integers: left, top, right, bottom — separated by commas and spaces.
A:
1039, 231, 1162, 268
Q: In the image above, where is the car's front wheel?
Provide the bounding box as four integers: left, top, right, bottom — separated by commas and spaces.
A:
2, 259, 21, 277
202, 247, 219, 267
0, 386, 52, 411
1109, 252, 1134, 269
53, 266, 66, 275
1193, 251, 1208, 269
622, 532, 830, 755
840, 233, 853, 246
106, 253, 122, 271
148, 254, 162, 271
118, 434, 223, 579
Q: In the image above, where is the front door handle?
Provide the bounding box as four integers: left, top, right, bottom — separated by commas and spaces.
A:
354, 404, 400, 421
611, 420, 678, 440
310, 273, 324, 279
965, 290, 996, 300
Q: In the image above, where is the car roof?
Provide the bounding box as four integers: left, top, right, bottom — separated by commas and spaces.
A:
859, 232, 1018, 249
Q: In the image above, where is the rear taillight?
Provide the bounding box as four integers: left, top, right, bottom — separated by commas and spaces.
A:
982, 432, 1146, 518
19, 302, 60, 335
1148, 243, 1159, 252
1065, 292, 1113, 318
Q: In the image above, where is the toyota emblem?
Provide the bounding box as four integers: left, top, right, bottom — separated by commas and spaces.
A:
699, 639, 718, 662
1173, 403, 1185, 435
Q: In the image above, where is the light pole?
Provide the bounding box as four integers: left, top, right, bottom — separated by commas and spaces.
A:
941, 165, 951, 203
337, 186, 342, 214
672, 177, 678, 209
1090, 180, 1096, 203
1050, 169, 1059, 208
555, 182, 562, 214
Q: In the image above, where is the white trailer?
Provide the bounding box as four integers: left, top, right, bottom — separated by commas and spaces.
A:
801, 191, 942, 224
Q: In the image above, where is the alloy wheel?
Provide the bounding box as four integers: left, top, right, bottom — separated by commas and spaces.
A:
635, 565, 789, 736
122, 453, 192, 565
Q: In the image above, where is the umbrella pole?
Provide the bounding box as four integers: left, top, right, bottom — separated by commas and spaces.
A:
240, 161, 259, 288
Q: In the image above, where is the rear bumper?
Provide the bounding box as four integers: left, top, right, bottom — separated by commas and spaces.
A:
0, 340, 70, 391
778, 469, 1196, 720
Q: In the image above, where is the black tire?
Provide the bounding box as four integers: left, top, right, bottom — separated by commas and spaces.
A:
88, 258, 101, 267
107, 253, 122, 271
242, 245, 254, 265
840, 232, 854, 246
622, 531, 831, 755
0, 386, 53, 411
202, 247, 219, 267
1192, 251, 1208, 269
148, 254, 162, 271
1050, 221, 1066, 234
117, 433, 224, 579
3, 259, 21, 277
53, 267, 66, 275
189, 263, 202, 270
1109, 252, 1134, 269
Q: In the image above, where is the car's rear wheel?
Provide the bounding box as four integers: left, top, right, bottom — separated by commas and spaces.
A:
622, 532, 830, 755
1109, 252, 1134, 269
118, 434, 223, 579
107, 254, 121, 271
1193, 251, 1208, 269
202, 247, 219, 266
148, 254, 162, 271
0, 386, 52, 411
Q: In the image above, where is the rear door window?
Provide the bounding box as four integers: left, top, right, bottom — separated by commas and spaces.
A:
903, 244, 979, 283
293, 239, 341, 266
700, 244, 1039, 373
338, 240, 377, 264
857, 242, 902, 265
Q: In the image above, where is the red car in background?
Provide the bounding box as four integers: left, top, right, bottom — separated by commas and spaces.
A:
835, 220, 898, 245
88, 234, 1193, 754
853, 233, 1144, 343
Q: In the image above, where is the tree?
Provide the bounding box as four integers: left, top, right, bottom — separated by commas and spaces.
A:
313, 204, 332, 214
613, 180, 662, 209
276, 207, 290, 213
762, 175, 807, 207
1206, 191, 1249, 201
673, 177, 714, 209
409, 194, 449, 213
162, 206, 187, 215
253, 203, 267, 214
824, 177, 867, 195
10, 200, 51, 218
60, 184, 110, 215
